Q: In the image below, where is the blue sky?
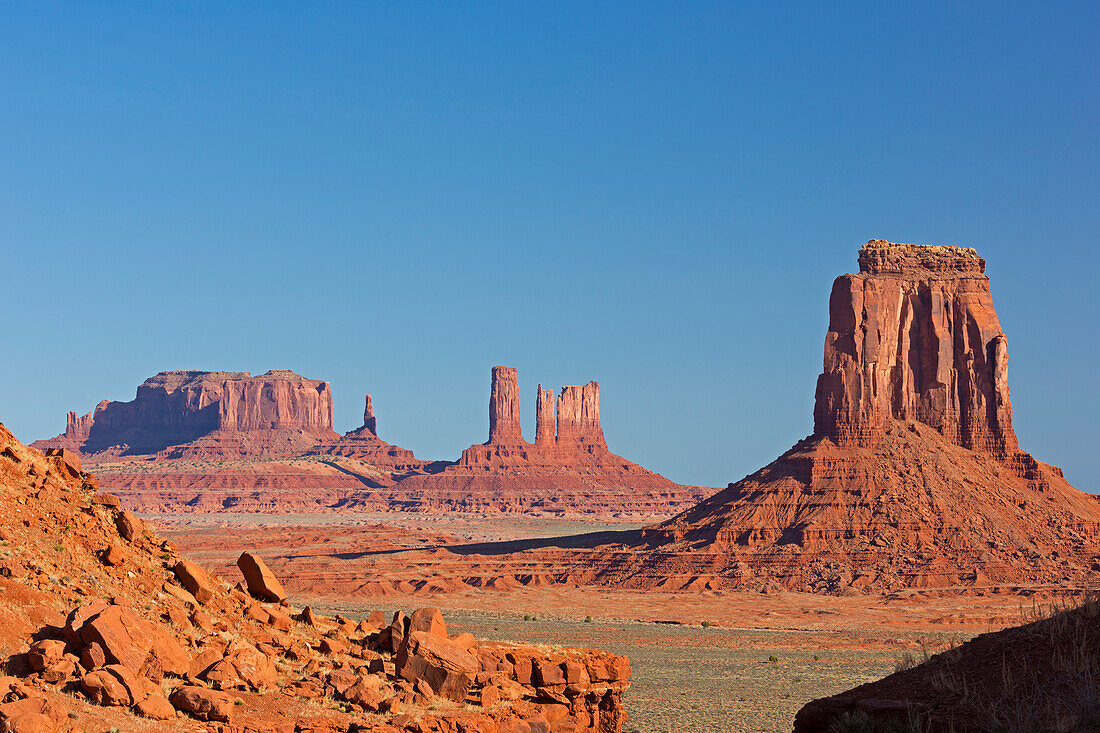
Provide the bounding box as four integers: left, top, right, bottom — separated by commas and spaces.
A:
2, 1, 1097, 490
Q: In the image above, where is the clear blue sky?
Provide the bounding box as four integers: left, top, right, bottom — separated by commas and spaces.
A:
2, 2, 1097, 490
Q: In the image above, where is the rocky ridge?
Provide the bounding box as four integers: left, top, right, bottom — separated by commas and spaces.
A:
0, 423, 631, 732
794, 596, 1100, 731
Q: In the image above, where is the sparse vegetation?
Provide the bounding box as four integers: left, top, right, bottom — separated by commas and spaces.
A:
829, 710, 925, 733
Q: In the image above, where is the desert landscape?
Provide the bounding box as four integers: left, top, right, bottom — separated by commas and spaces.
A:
4, 239, 1098, 731
5, 5, 1098, 731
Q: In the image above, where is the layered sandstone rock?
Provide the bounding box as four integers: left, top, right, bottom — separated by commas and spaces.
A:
488, 366, 523, 444
0, 422, 632, 731
535, 385, 556, 447
630, 240, 1100, 592
361, 394, 377, 437
458, 368, 616, 467
814, 239, 1017, 455
36, 367, 706, 516
34, 370, 339, 458
309, 393, 427, 470
429, 367, 710, 513
555, 382, 607, 454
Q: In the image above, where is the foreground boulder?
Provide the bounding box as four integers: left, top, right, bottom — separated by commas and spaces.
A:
169, 685, 233, 722
236, 551, 287, 602
396, 631, 479, 702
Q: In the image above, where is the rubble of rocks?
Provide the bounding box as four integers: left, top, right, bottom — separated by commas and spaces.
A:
0, 423, 630, 732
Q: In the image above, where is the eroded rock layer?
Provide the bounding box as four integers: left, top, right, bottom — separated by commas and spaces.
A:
628, 239, 1100, 591
35, 368, 705, 516
444, 367, 709, 512
814, 239, 1017, 455
34, 370, 339, 458
0, 422, 631, 732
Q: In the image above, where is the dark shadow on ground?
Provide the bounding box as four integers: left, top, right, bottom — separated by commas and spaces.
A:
327, 528, 642, 561
317, 460, 386, 488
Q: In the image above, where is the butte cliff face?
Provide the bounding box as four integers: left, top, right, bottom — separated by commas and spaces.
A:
814, 240, 1017, 455
34, 366, 701, 516
34, 370, 339, 458
393, 366, 710, 515
628, 240, 1100, 592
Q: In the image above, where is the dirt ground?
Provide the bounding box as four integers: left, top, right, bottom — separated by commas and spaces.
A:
154, 512, 1083, 732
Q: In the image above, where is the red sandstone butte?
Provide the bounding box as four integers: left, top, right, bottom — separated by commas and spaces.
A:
619, 240, 1100, 593
34, 366, 706, 516
393, 366, 710, 514
814, 240, 1016, 455
33, 370, 340, 459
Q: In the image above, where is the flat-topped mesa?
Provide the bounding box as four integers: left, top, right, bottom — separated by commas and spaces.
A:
814, 239, 1018, 456
556, 382, 606, 452
535, 385, 556, 447
362, 394, 378, 437
487, 366, 524, 444
34, 370, 338, 456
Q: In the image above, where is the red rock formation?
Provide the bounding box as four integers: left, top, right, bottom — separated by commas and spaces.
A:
535, 385, 556, 447
36, 366, 708, 516
34, 370, 338, 458
555, 382, 606, 454
361, 395, 377, 437
434, 367, 709, 513
308, 394, 426, 470
814, 240, 1017, 455
0, 423, 632, 731
629, 240, 1100, 592
487, 366, 523, 444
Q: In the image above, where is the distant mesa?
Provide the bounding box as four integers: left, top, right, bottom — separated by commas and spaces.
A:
33, 365, 708, 516
343, 365, 713, 514
620, 239, 1100, 592
33, 370, 341, 459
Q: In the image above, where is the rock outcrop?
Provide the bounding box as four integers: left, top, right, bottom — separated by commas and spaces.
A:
34, 370, 339, 458
411, 367, 710, 514
814, 240, 1017, 455
35, 367, 708, 517
0, 422, 632, 731
555, 382, 607, 456
535, 385, 556, 447
794, 598, 1100, 731
361, 394, 378, 437
488, 366, 523, 444
308, 393, 427, 470
626, 240, 1100, 592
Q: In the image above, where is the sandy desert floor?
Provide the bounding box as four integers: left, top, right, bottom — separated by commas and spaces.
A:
153, 512, 1079, 732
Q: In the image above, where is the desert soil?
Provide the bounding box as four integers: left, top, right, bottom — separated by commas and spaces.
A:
155, 512, 1069, 732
